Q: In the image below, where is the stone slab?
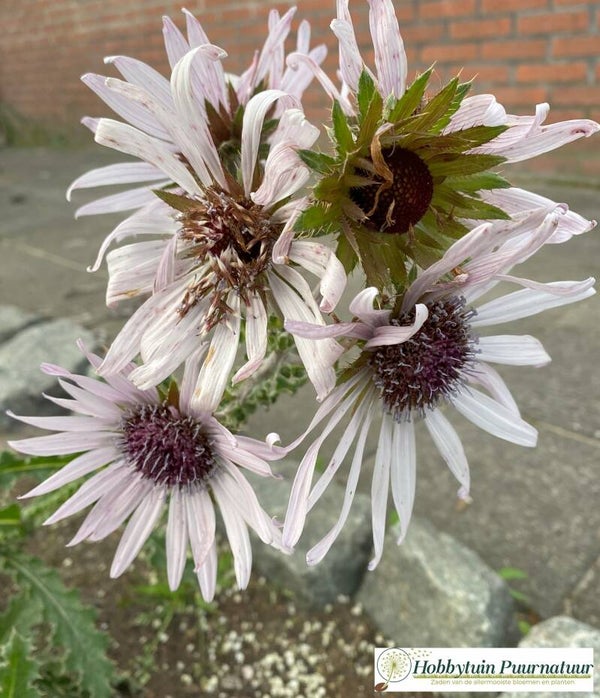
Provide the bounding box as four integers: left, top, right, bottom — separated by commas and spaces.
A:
0, 318, 96, 427
357, 518, 516, 647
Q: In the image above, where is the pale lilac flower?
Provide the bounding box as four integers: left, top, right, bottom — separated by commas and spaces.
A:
9, 343, 285, 600
289, 0, 597, 289
322, 0, 598, 168
68, 7, 326, 217
281, 208, 596, 568
88, 94, 344, 402
65, 9, 343, 400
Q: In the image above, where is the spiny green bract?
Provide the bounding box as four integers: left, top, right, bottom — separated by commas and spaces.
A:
296, 68, 512, 297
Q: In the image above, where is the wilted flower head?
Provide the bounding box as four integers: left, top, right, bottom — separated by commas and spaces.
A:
66, 8, 346, 401
291, 0, 599, 294
69, 7, 327, 217
9, 343, 285, 600
281, 207, 596, 568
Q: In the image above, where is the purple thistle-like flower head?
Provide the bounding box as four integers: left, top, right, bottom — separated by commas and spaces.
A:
8, 343, 286, 600
280, 208, 596, 569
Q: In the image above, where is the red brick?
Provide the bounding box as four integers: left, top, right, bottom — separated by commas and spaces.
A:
492, 86, 549, 107
402, 23, 445, 44
551, 86, 600, 107
553, 36, 600, 58
481, 39, 548, 60
516, 62, 588, 83
419, 0, 477, 20
517, 10, 590, 35
481, 0, 547, 12
450, 18, 512, 40
420, 42, 479, 64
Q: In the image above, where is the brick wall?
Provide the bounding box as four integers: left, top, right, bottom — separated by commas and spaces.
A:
0, 0, 598, 149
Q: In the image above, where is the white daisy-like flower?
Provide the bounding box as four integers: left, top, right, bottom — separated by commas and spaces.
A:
280, 207, 596, 569
8, 343, 286, 601
68, 6, 327, 218
88, 92, 345, 403
64, 9, 344, 401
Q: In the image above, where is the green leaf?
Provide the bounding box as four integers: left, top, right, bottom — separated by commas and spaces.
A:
0, 451, 70, 490
0, 504, 22, 530
331, 100, 355, 156
295, 203, 336, 236
403, 77, 459, 136
335, 235, 359, 275
448, 171, 512, 193
498, 566, 528, 581
357, 69, 377, 121
3, 554, 115, 698
387, 67, 433, 123
355, 88, 384, 150
152, 189, 196, 212
427, 153, 506, 178
0, 630, 40, 698
0, 592, 43, 645
297, 149, 337, 174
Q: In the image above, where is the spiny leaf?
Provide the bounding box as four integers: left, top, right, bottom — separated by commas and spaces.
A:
403, 77, 459, 136
152, 188, 196, 212
447, 171, 512, 192
297, 149, 337, 174
409, 125, 508, 154
357, 69, 377, 121
4, 554, 115, 698
0, 592, 43, 645
355, 88, 384, 150
0, 630, 40, 698
386, 67, 433, 123
295, 203, 337, 236
427, 153, 506, 178
331, 100, 355, 156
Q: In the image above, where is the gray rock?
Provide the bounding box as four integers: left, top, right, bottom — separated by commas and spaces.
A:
500, 616, 600, 698
0, 305, 40, 343
249, 461, 372, 608
0, 318, 96, 427
357, 517, 515, 647
567, 554, 600, 629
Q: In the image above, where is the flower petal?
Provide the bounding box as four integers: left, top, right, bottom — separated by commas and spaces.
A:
452, 387, 538, 447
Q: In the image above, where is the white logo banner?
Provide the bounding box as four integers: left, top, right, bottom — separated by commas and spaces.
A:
373, 647, 594, 692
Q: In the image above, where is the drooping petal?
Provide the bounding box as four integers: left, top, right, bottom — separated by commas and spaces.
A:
390, 420, 416, 545
233, 294, 268, 384
477, 335, 551, 367
306, 406, 374, 566
166, 488, 189, 591
186, 488, 216, 573
192, 295, 241, 413
110, 486, 166, 577
452, 388, 538, 447
368, 0, 407, 98
424, 409, 470, 495
368, 412, 394, 571
472, 279, 595, 327
213, 482, 252, 589
18, 447, 117, 499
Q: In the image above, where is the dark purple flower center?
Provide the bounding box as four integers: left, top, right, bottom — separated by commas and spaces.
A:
120, 403, 216, 488
350, 147, 433, 234
369, 297, 477, 419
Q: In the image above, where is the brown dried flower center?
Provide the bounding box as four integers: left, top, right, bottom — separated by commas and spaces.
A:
350, 147, 434, 234
176, 188, 281, 326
